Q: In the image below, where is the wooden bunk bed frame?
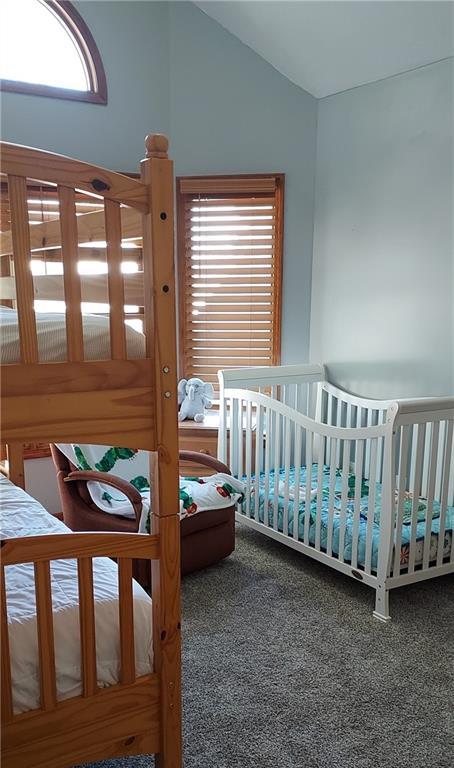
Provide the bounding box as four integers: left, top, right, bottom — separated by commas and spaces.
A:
0, 136, 182, 767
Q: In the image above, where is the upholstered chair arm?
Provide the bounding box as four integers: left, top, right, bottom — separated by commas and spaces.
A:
64, 471, 143, 524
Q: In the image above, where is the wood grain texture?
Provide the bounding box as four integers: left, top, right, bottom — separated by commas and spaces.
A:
2, 675, 160, 768
118, 558, 135, 684
34, 561, 57, 710
2, 387, 155, 448
1, 359, 152, 398
105, 199, 127, 359
77, 558, 97, 697
7, 175, 38, 363
2, 144, 148, 212
1, 533, 159, 567
1, 567, 13, 723
142, 149, 182, 767
6, 444, 25, 489
58, 185, 84, 361
1, 135, 181, 768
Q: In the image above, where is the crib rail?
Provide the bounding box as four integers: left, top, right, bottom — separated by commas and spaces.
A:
1, 531, 160, 765
223, 388, 393, 578
222, 384, 454, 599
386, 399, 454, 578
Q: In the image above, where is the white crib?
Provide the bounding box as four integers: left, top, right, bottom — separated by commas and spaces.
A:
218, 364, 454, 620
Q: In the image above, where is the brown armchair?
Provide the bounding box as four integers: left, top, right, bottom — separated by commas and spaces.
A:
50, 445, 236, 588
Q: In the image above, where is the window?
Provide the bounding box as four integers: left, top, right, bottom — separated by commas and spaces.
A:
177, 175, 284, 392
1, 0, 107, 104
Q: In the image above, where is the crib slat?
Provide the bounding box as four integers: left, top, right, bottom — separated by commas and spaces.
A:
338, 440, 350, 563
237, 398, 243, 480
303, 430, 313, 545
77, 557, 97, 696
119, 558, 135, 684
105, 199, 126, 360
326, 437, 337, 557
273, 411, 281, 531
365, 438, 378, 574
335, 399, 343, 466
351, 440, 365, 569
1, 566, 13, 722
253, 405, 261, 521
34, 560, 57, 710
282, 417, 291, 536
314, 436, 325, 550
58, 185, 84, 362
8, 174, 38, 363
409, 423, 426, 574
422, 421, 440, 569
229, 397, 238, 478
364, 410, 373, 479
245, 400, 252, 518
326, 396, 333, 464
437, 420, 453, 567
393, 426, 410, 576
293, 426, 302, 540
263, 406, 271, 527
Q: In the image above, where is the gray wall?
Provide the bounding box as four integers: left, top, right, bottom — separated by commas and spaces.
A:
168, 2, 317, 363
311, 59, 453, 399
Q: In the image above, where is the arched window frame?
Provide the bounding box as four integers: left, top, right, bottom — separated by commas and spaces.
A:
1, 0, 107, 104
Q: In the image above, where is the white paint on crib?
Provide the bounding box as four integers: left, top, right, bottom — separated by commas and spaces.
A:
218, 365, 454, 619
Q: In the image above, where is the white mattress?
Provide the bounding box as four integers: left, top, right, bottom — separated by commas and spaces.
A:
0, 306, 145, 363
0, 475, 153, 714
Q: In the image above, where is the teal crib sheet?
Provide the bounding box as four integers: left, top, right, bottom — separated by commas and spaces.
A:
241, 465, 454, 571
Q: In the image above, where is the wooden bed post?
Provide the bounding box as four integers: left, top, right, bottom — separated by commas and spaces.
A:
141, 134, 182, 768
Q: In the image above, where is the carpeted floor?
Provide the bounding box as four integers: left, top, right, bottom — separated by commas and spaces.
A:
81, 522, 454, 768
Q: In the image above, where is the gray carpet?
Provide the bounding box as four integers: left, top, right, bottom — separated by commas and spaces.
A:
81, 522, 454, 768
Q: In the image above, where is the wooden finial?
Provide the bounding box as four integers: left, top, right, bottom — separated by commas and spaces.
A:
145, 134, 169, 159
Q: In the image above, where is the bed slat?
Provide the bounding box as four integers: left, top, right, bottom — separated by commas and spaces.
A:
58, 185, 84, 362
1, 566, 13, 722
105, 199, 127, 360
365, 438, 378, 574
293, 426, 302, 540
338, 440, 350, 563
437, 420, 453, 566
408, 423, 426, 574
77, 557, 98, 697
7, 174, 38, 363
303, 430, 313, 545
34, 560, 57, 710
263, 406, 271, 527
393, 426, 410, 577
422, 421, 440, 569
118, 558, 135, 685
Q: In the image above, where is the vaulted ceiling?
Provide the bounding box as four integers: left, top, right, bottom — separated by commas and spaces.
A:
195, 1, 454, 98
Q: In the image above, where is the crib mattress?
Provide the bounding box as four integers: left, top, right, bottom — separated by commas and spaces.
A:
242, 466, 454, 571
0, 306, 145, 363
0, 475, 153, 714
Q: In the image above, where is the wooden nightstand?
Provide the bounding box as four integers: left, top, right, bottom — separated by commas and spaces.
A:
178, 410, 257, 477
178, 411, 220, 476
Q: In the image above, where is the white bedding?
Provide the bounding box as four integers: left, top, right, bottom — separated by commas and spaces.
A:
0, 306, 145, 363
0, 475, 153, 714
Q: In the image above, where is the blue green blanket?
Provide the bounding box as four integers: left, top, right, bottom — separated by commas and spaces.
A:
242, 466, 454, 571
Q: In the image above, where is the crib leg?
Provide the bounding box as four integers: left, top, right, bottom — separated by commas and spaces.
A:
373, 582, 391, 622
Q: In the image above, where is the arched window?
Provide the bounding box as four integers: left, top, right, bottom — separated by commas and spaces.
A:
0, 0, 107, 104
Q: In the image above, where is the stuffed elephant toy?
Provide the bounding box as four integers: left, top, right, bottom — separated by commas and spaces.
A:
177, 377, 214, 423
